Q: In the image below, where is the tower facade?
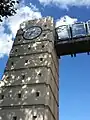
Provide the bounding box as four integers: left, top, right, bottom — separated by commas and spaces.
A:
0, 17, 59, 120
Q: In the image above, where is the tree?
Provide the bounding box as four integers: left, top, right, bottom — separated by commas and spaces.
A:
0, 0, 19, 22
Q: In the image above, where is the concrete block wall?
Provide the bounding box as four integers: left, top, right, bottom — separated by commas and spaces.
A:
0, 16, 59, 120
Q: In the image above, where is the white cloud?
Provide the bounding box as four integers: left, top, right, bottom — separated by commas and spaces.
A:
6, 3, 42, 38
56, 15, 78, 27
0, 2, 42, 58
0, 0, 79, 58
55, 16, 78, 39
0, 21, 13, 58
29, 2, 39, 11
38, 0, 90, 9
0, 33, 13, 58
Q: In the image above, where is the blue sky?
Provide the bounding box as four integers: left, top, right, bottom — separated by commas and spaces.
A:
0, 0, 90, 120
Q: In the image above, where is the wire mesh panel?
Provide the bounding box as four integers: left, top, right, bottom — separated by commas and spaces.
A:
72, 23, 86, 38
56, 25, 70, 40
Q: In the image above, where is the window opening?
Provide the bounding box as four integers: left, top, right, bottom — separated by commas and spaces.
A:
36, 91, 40, 97
1, 95, 4, 99
25, 60, 28, 63
28, 45, 31, 50
38, 73, 42, 76
15, 49, 18, 52
22, 74, 25, 79
11, 62, 14, 65
44, 24, 47, 27
13, 116, 17, 120
43, 33, 46, 37
42, 45, 45, 48
18, 93, 21, 98
33, 115, 37, 119
40, 58, 43, 61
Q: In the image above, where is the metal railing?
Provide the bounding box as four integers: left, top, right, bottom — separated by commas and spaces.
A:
55, 20, 90, 41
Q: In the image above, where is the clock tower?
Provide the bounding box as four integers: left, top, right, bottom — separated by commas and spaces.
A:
0, 16, 59, 120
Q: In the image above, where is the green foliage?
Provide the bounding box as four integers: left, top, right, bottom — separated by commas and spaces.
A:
0, 0, 19, 22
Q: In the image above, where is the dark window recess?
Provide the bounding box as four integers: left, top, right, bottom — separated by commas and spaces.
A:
38, 73, 42, 76
42, 45, 45, 48
33, 115, 37, 119
36, 91, 40, 97
40, 58, 43, 61
18, 93, 21, 98
22, 74, 25, 79
44, 24, 47, 27
25, 60, 28, 63
6, 75, 9, 79
43, 33, 46, 37
28, 46, 31, 50
1, 95, 4, 99
18, 38, 21, 41
11, 62, 14, 65
13, 116, 17, 120
15, 49, 18, 52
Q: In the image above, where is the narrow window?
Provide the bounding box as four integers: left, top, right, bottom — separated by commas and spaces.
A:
15, 49, 18, 52
25, 60, 28, 63
28, 45, 31, 50
13, 116, 17, 120
22, 74, 25, 79
36, 91, 40, 97
11, 62, 14, 66
1, 95, 4, 99
33, 115, 37, 120
42, 45, 45, 48
18, 38, 21, 41
38, 73, 42, 77
43, 33, 46, 37
6, 75, 9, 79
44, 24, 47, 27
40, 58, 43, 61
18, 93, 21, 98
